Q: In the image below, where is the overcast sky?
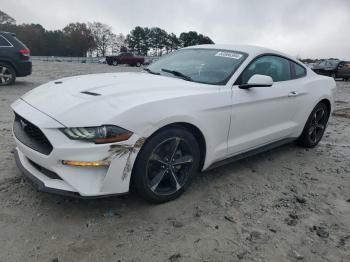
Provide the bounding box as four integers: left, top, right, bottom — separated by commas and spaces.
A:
2, 0, 350, 59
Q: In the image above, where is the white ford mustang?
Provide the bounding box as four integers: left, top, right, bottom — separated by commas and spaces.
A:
12, 44, 336, 202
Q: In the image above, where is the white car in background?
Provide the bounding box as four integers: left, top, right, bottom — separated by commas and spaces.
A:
12, 44, 335, 203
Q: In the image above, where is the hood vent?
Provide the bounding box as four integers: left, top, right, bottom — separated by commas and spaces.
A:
80, 91, 101, 96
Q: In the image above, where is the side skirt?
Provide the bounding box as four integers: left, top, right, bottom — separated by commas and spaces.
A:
206, 138, 296, 170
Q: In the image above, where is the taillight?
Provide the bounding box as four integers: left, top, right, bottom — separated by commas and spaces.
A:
19, 49, 30, 57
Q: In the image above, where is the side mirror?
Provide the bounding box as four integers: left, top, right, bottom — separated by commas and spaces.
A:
239, 74, 273, 89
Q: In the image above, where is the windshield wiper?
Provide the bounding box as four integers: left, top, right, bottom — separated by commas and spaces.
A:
161, 68, 192, 81
143, 68, 160, 75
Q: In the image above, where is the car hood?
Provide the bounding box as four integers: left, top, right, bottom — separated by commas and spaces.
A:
20, 72, 211, 127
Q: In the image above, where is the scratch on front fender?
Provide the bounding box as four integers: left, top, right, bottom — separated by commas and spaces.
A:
107, 137, 146, 180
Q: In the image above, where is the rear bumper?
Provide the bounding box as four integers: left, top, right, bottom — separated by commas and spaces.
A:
15, 60, 32, 77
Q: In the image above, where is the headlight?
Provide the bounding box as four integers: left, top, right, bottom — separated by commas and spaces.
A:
61, 125, 133, 144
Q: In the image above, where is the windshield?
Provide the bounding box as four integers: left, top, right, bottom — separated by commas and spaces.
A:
147, 48, 247, 85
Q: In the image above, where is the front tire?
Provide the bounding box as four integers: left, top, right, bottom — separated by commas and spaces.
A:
296, 102, 329, 148
112, 60, 118, 66
132, 128, 200, 203
136, 61, 142, 67
0, 63, 16, 86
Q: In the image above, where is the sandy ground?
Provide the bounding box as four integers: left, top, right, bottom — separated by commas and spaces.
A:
0, 61, 349, 262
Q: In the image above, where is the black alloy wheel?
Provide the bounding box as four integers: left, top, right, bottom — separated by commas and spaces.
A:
133, 128, 200, 203
308, 107, 327, 144
147, 137, 194, 195
297, 102, 329, 147
0, 64, 16, 86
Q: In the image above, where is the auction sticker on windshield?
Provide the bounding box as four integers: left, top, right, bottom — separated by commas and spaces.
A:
215, 51, 243, 59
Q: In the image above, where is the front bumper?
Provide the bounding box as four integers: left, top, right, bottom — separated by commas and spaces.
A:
14, 149, 102, 198
12, 99, 144, 198
14, 149, 127, 198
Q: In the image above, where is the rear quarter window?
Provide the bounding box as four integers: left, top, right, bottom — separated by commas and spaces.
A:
293, 62, 306, 79
13, 36, 28, 49
0, 35, 12, 47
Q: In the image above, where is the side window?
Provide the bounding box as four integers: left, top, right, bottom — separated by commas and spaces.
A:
293, 62, 306, 79
0, 35, 12, 47
318, 61, 326, 67
240, 55, 291, 83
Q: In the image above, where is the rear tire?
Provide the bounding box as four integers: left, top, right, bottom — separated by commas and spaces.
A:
0, 63, 16, 86
112, 60, 118, 66
132, 128, 200, 203
296, 102, 329, 148
136, 62, 142, 67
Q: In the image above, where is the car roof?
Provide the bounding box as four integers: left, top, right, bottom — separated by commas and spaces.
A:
186, 44, 298, 61
0, 32, 17, 40
0, 31, 15, 36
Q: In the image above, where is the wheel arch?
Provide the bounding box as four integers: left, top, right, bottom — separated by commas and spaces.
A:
296, 97, 333, 138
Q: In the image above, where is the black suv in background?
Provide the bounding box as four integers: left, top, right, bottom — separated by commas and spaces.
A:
313, 60, 350, 80
0, 32, 32, 86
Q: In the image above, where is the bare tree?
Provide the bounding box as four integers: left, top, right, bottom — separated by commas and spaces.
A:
111, 33, 126, 54
88, 22, 116, 57
0, 10, 16, 24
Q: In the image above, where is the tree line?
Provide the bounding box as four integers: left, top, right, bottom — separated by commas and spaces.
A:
0, 10, 214, 57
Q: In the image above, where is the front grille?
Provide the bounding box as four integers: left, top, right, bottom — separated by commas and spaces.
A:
13, 113, 53, 155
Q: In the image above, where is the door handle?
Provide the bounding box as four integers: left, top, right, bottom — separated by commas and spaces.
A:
288, 91, 299, 97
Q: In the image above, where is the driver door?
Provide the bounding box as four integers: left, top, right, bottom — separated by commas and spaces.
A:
118, 53, 128, 64
227, 55, 301, 156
